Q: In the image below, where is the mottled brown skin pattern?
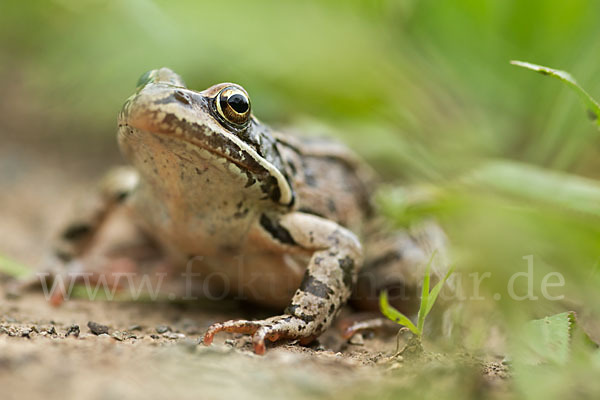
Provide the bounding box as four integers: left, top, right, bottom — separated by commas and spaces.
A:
47, 68, 447, 354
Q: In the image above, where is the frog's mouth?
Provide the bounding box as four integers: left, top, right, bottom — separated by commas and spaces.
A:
118, 104, 294, 206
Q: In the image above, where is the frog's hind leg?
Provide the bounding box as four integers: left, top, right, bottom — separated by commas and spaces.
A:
24, 167, 163, 304
351, 220, 451, 316
50, 167, 140, 266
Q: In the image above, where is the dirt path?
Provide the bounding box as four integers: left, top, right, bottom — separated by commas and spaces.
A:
0, 144, 390, 400
0, 285, 394, 400
0, 143, 507, 400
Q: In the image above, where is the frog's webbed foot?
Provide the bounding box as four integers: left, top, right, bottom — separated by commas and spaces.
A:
203, 314, 313, 355
203, 212, 363, 354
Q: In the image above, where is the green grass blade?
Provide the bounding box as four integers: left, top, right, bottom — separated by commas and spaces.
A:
510, 60, 600, 127
416, 251, 436, 335
379, 290, 419, 335
424, 265, 455, 318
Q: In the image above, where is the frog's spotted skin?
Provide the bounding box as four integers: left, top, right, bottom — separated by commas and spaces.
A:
47, 68, 448, 354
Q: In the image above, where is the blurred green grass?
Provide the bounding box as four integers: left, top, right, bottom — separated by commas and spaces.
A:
4, 0, 600, 176
2, 0, 600, 398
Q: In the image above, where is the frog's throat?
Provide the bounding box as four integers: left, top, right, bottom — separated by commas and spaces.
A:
119, 123, 293, 207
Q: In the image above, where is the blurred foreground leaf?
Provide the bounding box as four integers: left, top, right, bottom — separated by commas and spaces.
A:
520, 312, 573, 365
512, 312, 600, 399
380, 160, 600, 224
464, 160, 600, 217
517, 311, 597, 366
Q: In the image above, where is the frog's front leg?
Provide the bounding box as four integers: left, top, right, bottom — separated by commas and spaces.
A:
203, 212, 363, 354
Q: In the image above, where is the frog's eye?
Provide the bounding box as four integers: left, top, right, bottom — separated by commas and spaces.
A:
215, 86, 251, 126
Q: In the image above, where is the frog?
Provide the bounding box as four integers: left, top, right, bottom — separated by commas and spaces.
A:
44, 68, 448, 354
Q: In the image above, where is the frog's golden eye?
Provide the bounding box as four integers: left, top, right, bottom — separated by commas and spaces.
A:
215, 86, 251, 126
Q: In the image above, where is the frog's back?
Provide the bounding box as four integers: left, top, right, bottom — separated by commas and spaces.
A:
275, 133, 376, 235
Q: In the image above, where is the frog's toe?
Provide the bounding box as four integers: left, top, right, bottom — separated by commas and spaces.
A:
203, 319, 262, 346
203, 315, 309, 355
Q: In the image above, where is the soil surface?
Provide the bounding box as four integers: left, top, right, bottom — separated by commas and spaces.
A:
0, 143, 507, 400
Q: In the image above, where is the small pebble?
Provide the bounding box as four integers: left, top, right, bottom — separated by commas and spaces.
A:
155, 325, 171, 334
163, 332, 185, 340
150, 334, 160, 340
21, 328, 32, 338
349, 333, 364, 346
128, 324, 142, 331
66, 325, 80, 337
224, 339, 236, 347
87, 321, 109, 335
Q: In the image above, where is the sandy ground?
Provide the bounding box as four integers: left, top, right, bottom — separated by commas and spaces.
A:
0, 142, 508, 400
0, 286, 392, 400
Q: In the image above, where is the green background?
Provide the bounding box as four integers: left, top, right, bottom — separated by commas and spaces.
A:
2, 0, 600, 398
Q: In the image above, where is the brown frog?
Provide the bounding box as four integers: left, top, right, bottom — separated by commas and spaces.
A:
47, 68, 447, 354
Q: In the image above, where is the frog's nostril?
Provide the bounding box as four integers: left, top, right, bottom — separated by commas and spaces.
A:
174, 90, 192, 105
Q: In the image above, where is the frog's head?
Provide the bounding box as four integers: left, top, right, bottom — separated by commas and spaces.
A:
118, 68, 294, 207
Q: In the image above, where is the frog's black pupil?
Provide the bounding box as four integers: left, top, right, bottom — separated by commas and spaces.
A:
227, 94, 249, 113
